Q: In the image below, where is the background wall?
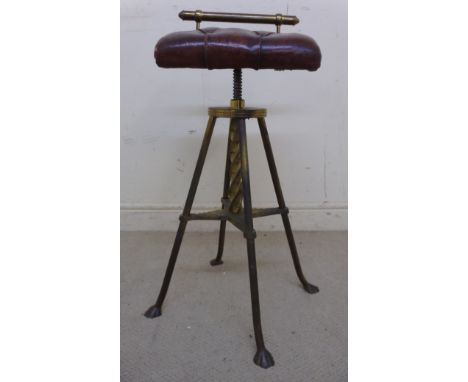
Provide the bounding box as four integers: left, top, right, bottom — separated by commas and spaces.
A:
121, 0, 347, 231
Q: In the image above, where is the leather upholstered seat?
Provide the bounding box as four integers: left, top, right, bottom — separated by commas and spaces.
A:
155, 27, 321, 71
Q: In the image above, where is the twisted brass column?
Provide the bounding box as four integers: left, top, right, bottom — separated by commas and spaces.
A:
228, 123, 243, 213
228, 69, 244, 214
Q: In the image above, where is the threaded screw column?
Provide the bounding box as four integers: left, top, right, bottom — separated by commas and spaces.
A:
233, 69, 242, 100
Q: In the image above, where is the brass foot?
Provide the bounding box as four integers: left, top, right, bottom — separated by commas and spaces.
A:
209, 258, 224, 266
303, 282, 320, 294
144, 305, 162, 319
253, 348, 275, 369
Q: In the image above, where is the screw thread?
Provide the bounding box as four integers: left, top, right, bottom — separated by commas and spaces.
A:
233, 69, 242, 100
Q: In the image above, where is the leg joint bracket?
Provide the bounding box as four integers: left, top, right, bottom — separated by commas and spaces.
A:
243, 230, 257, 240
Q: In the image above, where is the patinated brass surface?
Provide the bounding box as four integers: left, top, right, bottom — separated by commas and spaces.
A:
179, 10, 299, 31
227, 121, 243, 213
208, 107, 266, 119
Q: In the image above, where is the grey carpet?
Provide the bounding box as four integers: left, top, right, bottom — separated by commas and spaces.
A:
121, 231, 347, 382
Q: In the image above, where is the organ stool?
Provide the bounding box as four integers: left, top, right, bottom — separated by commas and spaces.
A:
144, 10, 322, 369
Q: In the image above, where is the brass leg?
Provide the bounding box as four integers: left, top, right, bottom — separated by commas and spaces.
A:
210, 220, 226, 266
257, 117, 319, 294
238, 118, 275, 369
210, 120, 234, 266
144, 116, 217, 318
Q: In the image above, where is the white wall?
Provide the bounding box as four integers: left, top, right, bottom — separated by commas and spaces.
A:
121, 0, 347, 231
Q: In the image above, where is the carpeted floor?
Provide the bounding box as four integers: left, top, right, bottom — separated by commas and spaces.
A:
121, 231, 347, 382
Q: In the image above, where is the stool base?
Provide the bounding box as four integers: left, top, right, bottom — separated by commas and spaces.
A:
144, 106, 318, 369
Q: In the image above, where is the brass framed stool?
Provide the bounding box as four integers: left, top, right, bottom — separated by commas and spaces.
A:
144, 10, 322, 369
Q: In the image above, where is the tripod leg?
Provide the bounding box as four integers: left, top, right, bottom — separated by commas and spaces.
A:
257, 117, 319, 294
210, 119, 234, 266
238, 118, 275, 369
210, 220, 226, 266
144, 116, 217, 318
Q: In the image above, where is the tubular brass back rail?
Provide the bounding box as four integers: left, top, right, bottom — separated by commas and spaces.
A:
179, 10, 299, 32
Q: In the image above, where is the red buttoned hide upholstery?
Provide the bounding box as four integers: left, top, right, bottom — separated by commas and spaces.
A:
155, 27, 321, 71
